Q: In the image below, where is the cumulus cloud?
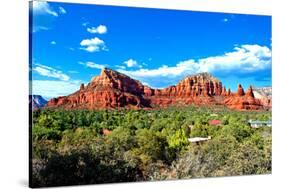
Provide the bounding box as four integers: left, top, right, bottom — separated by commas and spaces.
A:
32, 63, 82, 98
87, 25, 107, 34
198, 44, 271, 74
80, 37, 104, 46
33, 1, 58, 17
117, 44, 271, 87
122, 58, 144, 68
123, 59, 138, 67
32, 80, 82, 99
79, 61, 105, 69
80, 37, 107, 52
59, 6, 67, 14
33, 64, 70, 81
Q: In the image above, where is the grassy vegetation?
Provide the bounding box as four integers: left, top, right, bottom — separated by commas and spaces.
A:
31, 106, 271, 187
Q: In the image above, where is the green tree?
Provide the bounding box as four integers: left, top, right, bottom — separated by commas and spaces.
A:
167, 129, 189, 153
190, 124, 208, 137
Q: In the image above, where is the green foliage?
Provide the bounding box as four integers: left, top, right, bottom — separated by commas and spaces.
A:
33, 126, 62, 140
31, 106, 271, 186
31, 149, 143, 187
106, 127, 135, 154
221, 123, 253, 142
134, 129, 167, 164
190, 124, 208, 137
222, 140, 271, 175
167, 129, 189, 153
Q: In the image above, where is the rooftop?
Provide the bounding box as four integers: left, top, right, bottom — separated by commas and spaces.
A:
188, 136, 211, 143
209, 119, 221, 125
248, 120, 272, 124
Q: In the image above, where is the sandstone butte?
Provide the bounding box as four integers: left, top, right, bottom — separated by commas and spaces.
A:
46, 68, 271, 111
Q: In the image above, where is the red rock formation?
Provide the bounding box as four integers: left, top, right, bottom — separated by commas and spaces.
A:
170, 72, 222, 97
227, 88, 232, 96
80, 83, 85, 90
245, 86, 255, 98
144, 86, 154, 96
46, 68, 150, 109
221, 87, 227, 96
224, 85, 264, 110
237, 84, 245, 96
46, 68, 269, 111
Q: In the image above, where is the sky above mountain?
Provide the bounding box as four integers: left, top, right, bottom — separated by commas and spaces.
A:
30, 1, 272, 99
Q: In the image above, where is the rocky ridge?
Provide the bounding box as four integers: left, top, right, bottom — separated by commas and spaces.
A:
30, 95, 48, 110
46, 68, 270, 111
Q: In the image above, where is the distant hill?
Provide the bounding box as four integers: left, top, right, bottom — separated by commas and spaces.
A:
29, 95, 48, 110
252, 87, 272, 108
253, 87, 272, 98
45, 68, 270, 111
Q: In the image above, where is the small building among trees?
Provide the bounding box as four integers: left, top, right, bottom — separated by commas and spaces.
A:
188, 136, 211, 145
248, 120, 272, 128
209, 119, 221, 126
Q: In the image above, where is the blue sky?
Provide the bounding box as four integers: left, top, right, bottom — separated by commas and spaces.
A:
30, 1, 272, 99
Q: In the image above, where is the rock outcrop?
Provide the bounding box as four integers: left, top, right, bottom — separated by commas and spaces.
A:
245, 86, 255, 98
224, 84, 265, 110
237, 84, 245, 96
46, 68, 270, 111
252, 87, 272, 108
30, 95, 48, 110
47, 68, 150, 109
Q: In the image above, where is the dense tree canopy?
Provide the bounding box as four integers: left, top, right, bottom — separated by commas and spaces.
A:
31, 106, 272, 187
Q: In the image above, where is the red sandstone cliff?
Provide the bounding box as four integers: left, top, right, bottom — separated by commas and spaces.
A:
223, 85, 263, 110
46, 68, 269, 111
47, 68, 150, 109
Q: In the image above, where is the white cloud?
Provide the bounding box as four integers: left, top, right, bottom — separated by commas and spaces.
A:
50, 41, 56, 45
80, 37, 107, 52
197, 44, 271, 73
124, 59, 139, 67
222, 18, 228, 22
79, 61, 105, 69
87, 25, 107, 34
33, 26, 49, 33
59, 6, 66, 14
80, 37, 104, 46
118, 62, 196, 79
117, 44, 271, 86
115, 65, 126, 69
32, 80, 82, 99
33, 1, 58, 17
82, 22, 89, 27
33, 64, 70, 81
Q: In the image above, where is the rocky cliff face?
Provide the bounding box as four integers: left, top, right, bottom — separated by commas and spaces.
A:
47, 68, 150, 109
30, 95, 48, 110
148, 72, 224, 107
46, 68, 269, 111
252, 87, 272, 108
224, 85, 263, 110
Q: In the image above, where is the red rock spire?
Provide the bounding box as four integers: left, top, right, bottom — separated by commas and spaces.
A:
245, 86, 255, 98
237, 84, 245, 96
